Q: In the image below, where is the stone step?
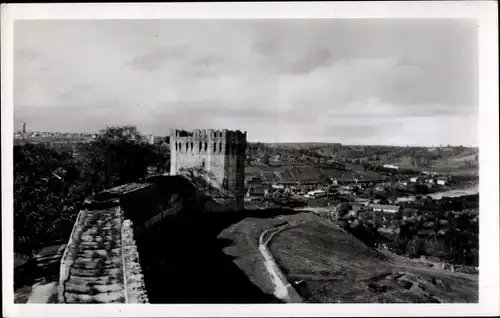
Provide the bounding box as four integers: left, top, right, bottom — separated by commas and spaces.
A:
75, 253, 119, 260
67, 275, 122, 284
66, 281, 122, 289
93, 291, 125, 303
64, 284, 94, 294
66, 281, 123, 293
93, 284, 123, 294
69, 268, 122, 277
76, 248, 121, 257
80, 231, 118, 235
71, 267, 122, 277
63, 292, 95, 303
72, 259, 122, 268
83, 215, 119, 219
71, 263, 120, 271
76, 243, 120, 249
78, 237, 120, 242
81, 222, 119, 228
73, 255, 121, 262
81, 225, 119, 230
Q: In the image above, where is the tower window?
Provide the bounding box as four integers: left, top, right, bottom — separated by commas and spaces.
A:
186, 142, 189, 152
219, 142, 222, 153
175, 142, 178, 151
191, 142, 194, 151
213, 142, 216, 153
202, 159, 205, 168
204, 142, 208, 152
199, 142, 202, 152
179, 143, 182, 151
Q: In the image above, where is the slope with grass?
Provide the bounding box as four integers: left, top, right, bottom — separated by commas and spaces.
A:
218, 211, 478, 303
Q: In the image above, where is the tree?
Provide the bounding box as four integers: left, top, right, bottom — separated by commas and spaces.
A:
393, 210, 403, 220
261, 153, 270, 165
80, 125, 162, 191
363, 162, 369, 172
14, 143, 80, 255
319, 174, 332, 185
406, 237, 423, 258
338, 202, 352, 218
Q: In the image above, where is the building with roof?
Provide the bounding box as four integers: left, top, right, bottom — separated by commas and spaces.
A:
368, 204, 401, 213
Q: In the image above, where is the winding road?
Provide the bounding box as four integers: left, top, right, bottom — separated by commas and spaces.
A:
258, 222, 303, 303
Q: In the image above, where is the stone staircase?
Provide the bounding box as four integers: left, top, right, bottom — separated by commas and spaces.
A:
60, 206, 126, 303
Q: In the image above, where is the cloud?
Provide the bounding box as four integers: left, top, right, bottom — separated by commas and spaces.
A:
252, 40, 278, 56
192, 55, 218, 66
126, 45, 189, 72
285, 48, 332, 75
324, 98, 476, 119
13, 19, 478, 146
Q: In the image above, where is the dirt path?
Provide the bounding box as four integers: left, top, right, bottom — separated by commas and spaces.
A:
258, 224, 303, 303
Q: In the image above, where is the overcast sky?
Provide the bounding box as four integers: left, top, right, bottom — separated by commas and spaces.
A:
14, 19, 478, 146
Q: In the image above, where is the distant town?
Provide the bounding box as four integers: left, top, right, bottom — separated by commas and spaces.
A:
14, 123, 479, 304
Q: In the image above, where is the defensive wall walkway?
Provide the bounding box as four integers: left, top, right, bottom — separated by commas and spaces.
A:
58, 175, 236, 303
58, 177, 192, 303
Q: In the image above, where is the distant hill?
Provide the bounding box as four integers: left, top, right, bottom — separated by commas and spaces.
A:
219, 212, 478, 303
265, 143, 339, 149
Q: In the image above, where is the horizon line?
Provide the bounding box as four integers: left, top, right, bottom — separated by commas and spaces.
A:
13, 127, 478, 148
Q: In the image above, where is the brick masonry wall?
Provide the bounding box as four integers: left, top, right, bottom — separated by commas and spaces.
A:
122, 219, 149, 303
170, 129, 247, 210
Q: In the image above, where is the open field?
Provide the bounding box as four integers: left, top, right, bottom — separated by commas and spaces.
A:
245, 165, 386, 183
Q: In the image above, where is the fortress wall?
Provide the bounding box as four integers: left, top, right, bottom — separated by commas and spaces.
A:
170, 129, 247, 210
59, 175, 226, 303
121, 219, 149, 303
58, 209, 86, 303
58, 183, 156, 303
119, 183, 162, 225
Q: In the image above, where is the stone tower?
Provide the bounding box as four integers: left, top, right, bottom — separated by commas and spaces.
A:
169, 129, 247, 210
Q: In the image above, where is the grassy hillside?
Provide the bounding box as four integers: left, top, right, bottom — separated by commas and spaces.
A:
219, 212, 478, 303
253, 143, 478, 176
245, 165, 386, 183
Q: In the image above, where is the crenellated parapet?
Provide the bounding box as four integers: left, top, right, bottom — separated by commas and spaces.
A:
171, 128, 246, 139
170, 129, 247, 154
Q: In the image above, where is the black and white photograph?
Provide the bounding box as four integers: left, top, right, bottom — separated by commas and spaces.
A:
2, 2, 498, 317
